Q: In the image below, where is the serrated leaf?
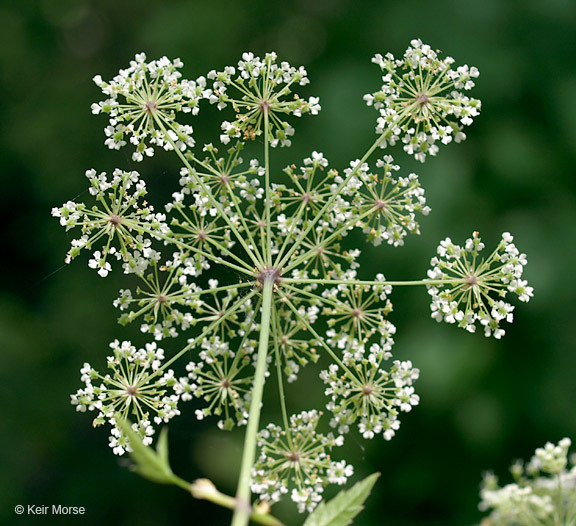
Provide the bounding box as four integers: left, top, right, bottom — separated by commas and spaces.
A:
302, 473, 380, 526
115, 415, 175, 485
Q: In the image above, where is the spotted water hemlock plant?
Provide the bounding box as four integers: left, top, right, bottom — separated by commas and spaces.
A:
479, 438, 576, 526
53, 40, 532, 525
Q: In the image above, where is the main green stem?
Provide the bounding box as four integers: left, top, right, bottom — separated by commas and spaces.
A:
231, 279, 274, 526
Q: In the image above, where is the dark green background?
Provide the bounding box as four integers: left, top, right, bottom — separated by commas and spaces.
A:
1, 1, 575, 525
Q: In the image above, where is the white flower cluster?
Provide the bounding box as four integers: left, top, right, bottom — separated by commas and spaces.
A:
275, 151, 337, 224
364, 39, 481, 162
170, 146, 266, 220
272, 152, 429, 287
273, 153, 356, 275
480, 438, 576, 525
348, 155, 430, 247
321, 341, 420, 441
185, 142, 265, 194
92, 53, 206, 161
52, 168, 169, 277
70, 340, 181, 455
57, 43, 538, 520
207, 52, 320, 147
323, 279, 394, 349
480, 483, 554, 524
427, 232, 533, 338
251, 410, 352, 513
178, 334, 256, 431
114, 251, 211, 340
530, 438, 572, 475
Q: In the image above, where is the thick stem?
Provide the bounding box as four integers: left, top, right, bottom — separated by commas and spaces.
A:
231, 279, 274, 526
192, 479, 283, 526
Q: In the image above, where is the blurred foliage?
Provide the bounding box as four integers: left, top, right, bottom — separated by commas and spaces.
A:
1, 1, 575, 525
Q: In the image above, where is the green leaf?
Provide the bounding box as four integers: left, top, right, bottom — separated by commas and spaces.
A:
302, 473, 380, 526
115, 415, 176, 485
